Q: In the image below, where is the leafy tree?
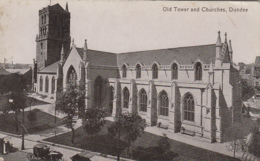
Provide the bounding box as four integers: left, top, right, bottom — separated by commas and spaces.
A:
241, 79, 255, 101
3, 73, 27, 132
247, 118, 260, 157
224, 123, 247, 158
56, 84, 85, 143
82, 108, 106, 138
108, 112, 146, 155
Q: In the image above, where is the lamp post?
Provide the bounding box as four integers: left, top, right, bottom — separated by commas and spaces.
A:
9, 98, 25, 150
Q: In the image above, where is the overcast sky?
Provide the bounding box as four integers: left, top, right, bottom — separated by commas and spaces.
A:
0, 0, 259, 64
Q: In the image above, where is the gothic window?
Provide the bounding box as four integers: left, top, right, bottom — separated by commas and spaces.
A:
45, 76, 49, 93
94, 76, 103, 108
51, 77, 55, 94
152, 64, 158, 79
40, 76, 43, 91
67, 66, 77, 85
44, 15, 46, 24
172, 63, 178, 80
41, 43, 43, 49
195, 62, 202, 81
183, 93, 195, 122
123, 87, 130, 108
136, 64, 141, 79
122, 65, 127, 78
139, 89, 147, 112
159, 91, 169, 116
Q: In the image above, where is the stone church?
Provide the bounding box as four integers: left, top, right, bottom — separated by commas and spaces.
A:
32, 3, 242, 143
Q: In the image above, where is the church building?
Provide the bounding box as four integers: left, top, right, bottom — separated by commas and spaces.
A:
32, 3, 242, 143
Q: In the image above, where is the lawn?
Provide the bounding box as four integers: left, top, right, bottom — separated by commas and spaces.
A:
45, 121, 239, 161
0, 108, 63, 135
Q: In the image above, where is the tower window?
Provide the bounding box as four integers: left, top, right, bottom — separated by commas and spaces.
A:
41, 43, 43, 49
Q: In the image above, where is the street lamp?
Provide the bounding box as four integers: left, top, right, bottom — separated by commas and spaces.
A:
9, 98, 25, 150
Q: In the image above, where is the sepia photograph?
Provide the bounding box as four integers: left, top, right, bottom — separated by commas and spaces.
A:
0, 0, 259, 160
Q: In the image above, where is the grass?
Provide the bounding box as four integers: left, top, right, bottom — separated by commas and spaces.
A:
45, 120, 239, 161
0, 108, 63, 135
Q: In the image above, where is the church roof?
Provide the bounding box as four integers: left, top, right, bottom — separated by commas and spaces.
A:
117, 44, 216, 66
76, 48, 118, 66
38, 61, 59, 74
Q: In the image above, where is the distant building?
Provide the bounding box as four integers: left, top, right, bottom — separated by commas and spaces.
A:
252, 56, 260, 90
33, 3, 242, 143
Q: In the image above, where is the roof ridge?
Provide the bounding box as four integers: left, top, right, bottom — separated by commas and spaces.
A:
118, 44, 216, 55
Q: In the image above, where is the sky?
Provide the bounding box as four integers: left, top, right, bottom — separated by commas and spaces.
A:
0, 0, 259, 64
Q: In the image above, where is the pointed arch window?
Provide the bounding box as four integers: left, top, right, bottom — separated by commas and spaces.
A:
122, 65, 127, 78
51, 77, 55, 94
123, 87, 130, 109
136, 64, 141, 79
67, 66, 77, 85
94, 76, 103, 108
159, 91, 169, 116
45, 76, 49, 93
40, 76, 43, 92
152, 64, 158, 79
183, 93, 195, 122
195, 62, 202, 81
139, 89, 147, 112
172, 63, 178, 80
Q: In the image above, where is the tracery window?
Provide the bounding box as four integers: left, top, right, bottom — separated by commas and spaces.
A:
183, 93, 195, 122
159, 91, 169, 116
123, 87, 130, 109
67, 66, 77, 85
139, 89, 147, 112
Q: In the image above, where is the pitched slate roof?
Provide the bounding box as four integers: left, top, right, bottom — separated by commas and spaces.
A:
38, 61, 59, 74
117, 44, 216, 67
6, 68, 30, 75
76, 48, 117, 66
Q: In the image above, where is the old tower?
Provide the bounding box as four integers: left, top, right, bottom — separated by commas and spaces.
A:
35, 3, 71, 70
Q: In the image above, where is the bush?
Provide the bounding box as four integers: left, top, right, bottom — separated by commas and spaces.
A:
27, 111, 37, 122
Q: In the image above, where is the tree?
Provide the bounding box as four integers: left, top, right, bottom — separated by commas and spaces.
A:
3, 73, 27, 132
56, 84, 85, 143
224, 123, 247, 158
241, 79, 255, 101
82, 108, 106, 138
108, 112, 146, 156
158, 133, 171, 153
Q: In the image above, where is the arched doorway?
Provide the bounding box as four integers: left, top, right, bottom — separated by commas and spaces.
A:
108, 86, 114, 115
94, 76, 103, 108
